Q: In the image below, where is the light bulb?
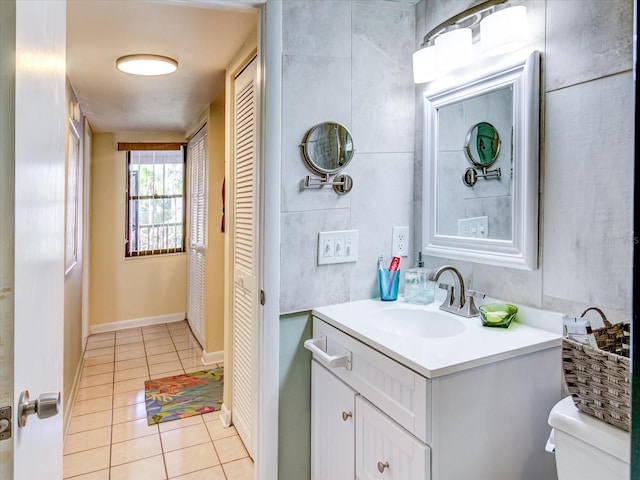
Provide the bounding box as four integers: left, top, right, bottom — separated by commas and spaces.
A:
481, 6, 528, 56
435, 28, 472, 73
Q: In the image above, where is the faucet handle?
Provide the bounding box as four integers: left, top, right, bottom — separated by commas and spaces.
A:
438, 283, 455, 307
464, 290, 485, 317
467, 289, 485, 300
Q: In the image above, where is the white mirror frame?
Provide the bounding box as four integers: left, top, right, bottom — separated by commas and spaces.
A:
422, 50, 540, 270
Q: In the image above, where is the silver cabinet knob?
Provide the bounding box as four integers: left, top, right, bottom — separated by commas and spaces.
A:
18, 390, 61, 427
341, 411, 352, 421
377, 461, 390, 473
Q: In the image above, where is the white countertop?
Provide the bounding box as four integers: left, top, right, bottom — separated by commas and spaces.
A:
312, 297, 564, 378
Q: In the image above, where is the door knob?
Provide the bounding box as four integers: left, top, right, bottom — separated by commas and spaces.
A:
18, 390, 61, 427
341, 411, 352, 421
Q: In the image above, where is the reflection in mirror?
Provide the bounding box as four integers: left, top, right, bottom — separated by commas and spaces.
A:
301, 122, 354, 175
465, 122, 500, 167
422, 51, 540, 270
436, 86, 513, 241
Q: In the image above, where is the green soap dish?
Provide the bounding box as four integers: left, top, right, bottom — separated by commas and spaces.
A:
479, 303, 518, 328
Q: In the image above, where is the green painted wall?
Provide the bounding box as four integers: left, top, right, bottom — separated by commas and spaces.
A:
278, 312, 312, 480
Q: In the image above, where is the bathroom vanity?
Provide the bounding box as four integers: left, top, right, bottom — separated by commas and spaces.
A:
306, 299, 562, 479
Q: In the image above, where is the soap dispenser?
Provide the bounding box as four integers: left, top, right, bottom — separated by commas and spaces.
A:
404, 252, 435, 304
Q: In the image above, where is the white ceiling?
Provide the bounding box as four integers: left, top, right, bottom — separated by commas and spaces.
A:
66, 1, 257, 133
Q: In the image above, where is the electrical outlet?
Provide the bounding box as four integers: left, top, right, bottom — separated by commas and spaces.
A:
391, 226, 409, 257
318, 230, 359, 265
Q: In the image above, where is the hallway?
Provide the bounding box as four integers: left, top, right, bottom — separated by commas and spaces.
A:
63, 321, 252, 479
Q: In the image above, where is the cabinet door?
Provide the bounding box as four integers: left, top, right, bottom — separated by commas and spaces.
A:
311, 360, 357, 480
355, 397, 430, 480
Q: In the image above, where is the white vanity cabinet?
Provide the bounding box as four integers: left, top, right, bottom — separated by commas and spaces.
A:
311, 360, 356, 479
308, 313, 560, 480
311, 358, 429, 480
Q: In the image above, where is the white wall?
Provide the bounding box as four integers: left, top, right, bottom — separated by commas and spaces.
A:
278, 2, 416, 479
415, 0, 634, 323
279, 0, 416, 314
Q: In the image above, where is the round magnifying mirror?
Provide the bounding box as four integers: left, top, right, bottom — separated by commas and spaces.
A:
301, 122, 354, 175
464, 122, 501, 168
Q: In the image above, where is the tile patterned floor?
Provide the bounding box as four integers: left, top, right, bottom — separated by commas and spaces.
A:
63, 321, 253, 480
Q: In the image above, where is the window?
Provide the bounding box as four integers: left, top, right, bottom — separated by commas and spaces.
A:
124, 145, 186, 257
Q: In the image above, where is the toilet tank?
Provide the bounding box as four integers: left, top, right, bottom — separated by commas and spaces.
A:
547, 396, 629, 480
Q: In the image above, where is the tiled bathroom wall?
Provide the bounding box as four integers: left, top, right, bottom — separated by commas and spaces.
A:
279, 1, 633, 479
416, 0, 634, 322
279, 0, 416, 313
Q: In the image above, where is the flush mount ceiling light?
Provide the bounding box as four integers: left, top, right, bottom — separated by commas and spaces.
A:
412, 0, 528, 84
116, 54, 178, 76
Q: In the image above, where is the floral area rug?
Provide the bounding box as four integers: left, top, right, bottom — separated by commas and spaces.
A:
145, 367, 223, 425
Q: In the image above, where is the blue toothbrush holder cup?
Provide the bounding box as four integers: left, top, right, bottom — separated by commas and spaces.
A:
378, 268, 400, 301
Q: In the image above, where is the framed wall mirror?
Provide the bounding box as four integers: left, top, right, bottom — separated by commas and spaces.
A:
422, 51, 540, 270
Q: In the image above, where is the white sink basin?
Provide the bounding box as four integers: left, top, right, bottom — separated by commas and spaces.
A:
369, 308, 466, 338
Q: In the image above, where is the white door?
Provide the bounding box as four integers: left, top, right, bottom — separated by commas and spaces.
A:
231, 56, 258, 457
355, 397, 430, 480
9, 1, 66, 478
187, 126, 208, 347
311, 360, 356, 480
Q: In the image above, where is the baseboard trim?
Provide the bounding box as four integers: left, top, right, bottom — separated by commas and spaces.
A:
89, 312, 186, 334
220, 403, 232, 428
202, 349, 224, 365
63, 355, 85, 441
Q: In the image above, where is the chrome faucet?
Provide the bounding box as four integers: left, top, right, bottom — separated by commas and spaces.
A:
428, 265, 485, 318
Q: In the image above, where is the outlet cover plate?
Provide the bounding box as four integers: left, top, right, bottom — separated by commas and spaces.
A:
318, 230, 359, 265
392, 226, 409, 257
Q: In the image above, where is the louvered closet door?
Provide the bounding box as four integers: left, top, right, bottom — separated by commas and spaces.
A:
187, 126, 207, 347
232, 56, 258, 457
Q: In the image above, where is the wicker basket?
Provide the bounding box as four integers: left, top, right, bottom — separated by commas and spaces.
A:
562, 307, 631, 431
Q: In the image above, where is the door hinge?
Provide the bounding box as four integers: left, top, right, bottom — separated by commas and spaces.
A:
260, 290, 265, 306
0, 406, 12, 440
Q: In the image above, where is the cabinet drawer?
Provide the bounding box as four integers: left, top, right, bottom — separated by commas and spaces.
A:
311, 316, 431, 443
356, 396, 430, 480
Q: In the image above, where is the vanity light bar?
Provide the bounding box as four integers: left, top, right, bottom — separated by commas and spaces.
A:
413, 0, 528, 84
418, 0, 508, 48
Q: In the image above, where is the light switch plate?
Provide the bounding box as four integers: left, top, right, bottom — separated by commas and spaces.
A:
457, 216, 489, 238
318, 230, 359, 265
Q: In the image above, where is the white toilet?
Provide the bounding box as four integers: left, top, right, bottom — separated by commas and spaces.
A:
547, 396, 630, 479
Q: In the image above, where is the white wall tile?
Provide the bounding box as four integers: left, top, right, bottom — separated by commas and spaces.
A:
281, 55, 352, 213
545, 0, 633, 91
349, 152, 414, 301
282, 0, 351, 58
280, 1, 416, 312
472, 263, 543, 307
542, 72, 633, 313
280, 209, 352, 313
351, 2, 415, 153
